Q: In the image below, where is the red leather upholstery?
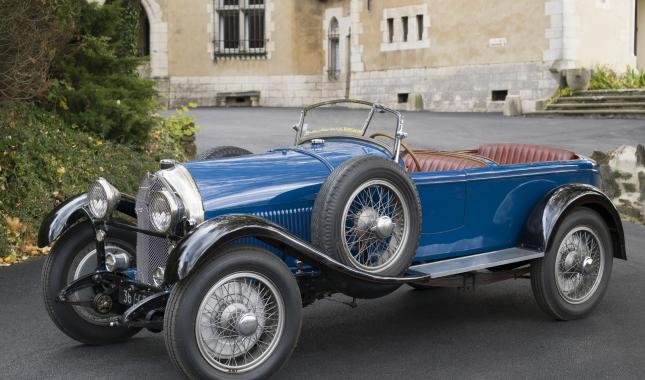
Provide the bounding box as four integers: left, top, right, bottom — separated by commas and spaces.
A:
478, 143, 577, 165
403, 153, 485, 173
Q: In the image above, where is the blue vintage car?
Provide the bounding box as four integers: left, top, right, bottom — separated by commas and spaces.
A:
40, 100, 625, 379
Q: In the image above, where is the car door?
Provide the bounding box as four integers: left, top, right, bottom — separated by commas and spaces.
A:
409, 171, 468, 262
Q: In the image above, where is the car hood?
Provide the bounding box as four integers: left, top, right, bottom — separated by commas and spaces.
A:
183, 140, 391, 218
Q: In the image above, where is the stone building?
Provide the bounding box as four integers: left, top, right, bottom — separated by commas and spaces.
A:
139, 0, 642, 112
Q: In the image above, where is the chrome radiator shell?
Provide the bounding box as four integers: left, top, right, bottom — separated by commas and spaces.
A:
135, 176, 172, 285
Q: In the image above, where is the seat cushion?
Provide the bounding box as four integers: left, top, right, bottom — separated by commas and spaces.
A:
478, 143, 577, 165
403, 152, 485, 173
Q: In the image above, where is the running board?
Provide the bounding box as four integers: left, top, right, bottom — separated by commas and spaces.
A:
407, 248, 543, 279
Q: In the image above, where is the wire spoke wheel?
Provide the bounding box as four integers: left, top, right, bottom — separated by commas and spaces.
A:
555, 226, 604, 304
341, 179, 410, 273
195, 272, 285, 373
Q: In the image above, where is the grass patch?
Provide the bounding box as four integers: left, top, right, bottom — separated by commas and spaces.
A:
0, 103, 187, 261
589, 66, 645, 90
545, 87, 573, 109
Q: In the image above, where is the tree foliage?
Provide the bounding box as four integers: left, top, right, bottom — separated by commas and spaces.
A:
48, 0, 158, 146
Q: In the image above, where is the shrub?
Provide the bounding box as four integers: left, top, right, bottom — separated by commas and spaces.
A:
0, 0, 74, 101
47, 0, 158, 146
589, 66, 645, 90
0, 103, 185, 258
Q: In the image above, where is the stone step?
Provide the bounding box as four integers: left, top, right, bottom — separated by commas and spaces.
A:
525, 109, 645, 119
547, 102, 645, 110
557, 95, 645, 103
573, 89, 645, 97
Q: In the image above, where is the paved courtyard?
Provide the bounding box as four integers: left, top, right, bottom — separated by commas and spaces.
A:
1, 110, 645, 379
192, 108, 645, 155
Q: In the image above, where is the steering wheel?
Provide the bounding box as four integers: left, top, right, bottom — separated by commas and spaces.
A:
369, 132, 421, 172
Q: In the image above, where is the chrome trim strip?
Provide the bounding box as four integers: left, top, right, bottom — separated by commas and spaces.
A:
409, 248, 543, 278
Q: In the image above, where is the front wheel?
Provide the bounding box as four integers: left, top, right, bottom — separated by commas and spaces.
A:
41, 222, 141, 344
164, 246, 302, 380
530, 208, 613, 320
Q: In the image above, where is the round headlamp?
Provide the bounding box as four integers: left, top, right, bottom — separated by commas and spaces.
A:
87, 178, 120, 220
149, 190, 181, 233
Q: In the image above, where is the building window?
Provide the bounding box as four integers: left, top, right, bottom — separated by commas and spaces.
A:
492, 90, 508, 101
417, 14, 423, 40
387, 18, 394, 43
328, 17, 340, 80
214, 0, 266, 59
402, 16, 408, 42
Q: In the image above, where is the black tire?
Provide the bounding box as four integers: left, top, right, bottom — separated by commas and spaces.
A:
164, 246, 302, 380
196, 146, 252, 161
41, 221, 141, 345
312, 156, 421, 298
530, 208, 613, 320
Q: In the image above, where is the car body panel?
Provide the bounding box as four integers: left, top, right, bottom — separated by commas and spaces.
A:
411, 159, 600, 261
181, 139, 603, 266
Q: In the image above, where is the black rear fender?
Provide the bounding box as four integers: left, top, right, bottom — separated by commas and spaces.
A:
519, 184, 626, 260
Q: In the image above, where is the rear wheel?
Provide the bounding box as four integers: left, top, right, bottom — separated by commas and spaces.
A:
41, 222, 141, 344
164, 246, 302, 380
530, 208, 613, 320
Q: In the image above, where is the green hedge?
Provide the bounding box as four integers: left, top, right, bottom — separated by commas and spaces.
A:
0, 104, 185, 258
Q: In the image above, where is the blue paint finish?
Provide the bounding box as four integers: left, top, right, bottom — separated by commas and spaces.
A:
184, 138, 601, 266
184, 140, 390, 220
413, 159, 600, 261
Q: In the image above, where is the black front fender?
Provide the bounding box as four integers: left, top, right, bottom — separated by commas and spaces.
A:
37, 193, 137, 248
519, 184, 626, 260
163, 214, 431, 286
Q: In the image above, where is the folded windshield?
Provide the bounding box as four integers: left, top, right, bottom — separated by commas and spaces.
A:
295, 100, 402, 154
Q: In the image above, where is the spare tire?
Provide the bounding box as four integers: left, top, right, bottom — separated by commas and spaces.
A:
195, 145, 252, 161
312, 156, 421, 297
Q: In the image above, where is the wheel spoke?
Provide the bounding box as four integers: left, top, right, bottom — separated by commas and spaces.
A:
554, 227, 604, 304
195, 272, 285, 373
341, 180, 409, 272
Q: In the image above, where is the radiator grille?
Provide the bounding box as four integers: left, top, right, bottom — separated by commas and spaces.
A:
135, 176, 171, 285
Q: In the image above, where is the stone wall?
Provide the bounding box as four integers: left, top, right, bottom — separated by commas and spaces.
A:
350, 62, 559, 112
167, 75, 346, 107
166, 61, 559, 112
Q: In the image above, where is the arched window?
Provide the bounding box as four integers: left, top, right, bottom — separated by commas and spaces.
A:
138, 3, 150, 57
328, 17, 340, 80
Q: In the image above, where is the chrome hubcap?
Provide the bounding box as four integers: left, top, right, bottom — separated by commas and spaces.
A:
195, 272, 284, 373
374, 215, 394, 239
342, 179, 409, 273
236, 313, 259, 337
555, 226, 604, 304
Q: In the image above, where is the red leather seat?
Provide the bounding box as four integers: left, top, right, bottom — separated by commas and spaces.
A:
403, 153, 485, 173
478, 143, 577, 165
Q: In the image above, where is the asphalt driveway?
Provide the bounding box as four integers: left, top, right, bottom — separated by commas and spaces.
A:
192, 108, 645, 155
1, 110, 645, 379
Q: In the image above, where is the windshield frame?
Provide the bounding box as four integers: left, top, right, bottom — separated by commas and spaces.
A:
294, 99, 406, 163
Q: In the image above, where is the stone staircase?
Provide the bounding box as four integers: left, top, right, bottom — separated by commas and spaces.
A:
527, 89, 645, 118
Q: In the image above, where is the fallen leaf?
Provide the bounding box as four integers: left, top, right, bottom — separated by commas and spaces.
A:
5, 216, 22, 235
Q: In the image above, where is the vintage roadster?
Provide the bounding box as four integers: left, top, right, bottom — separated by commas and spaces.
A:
40, 100, 625, 379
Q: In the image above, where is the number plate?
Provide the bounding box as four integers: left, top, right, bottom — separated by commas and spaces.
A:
119, 287, 148, 306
